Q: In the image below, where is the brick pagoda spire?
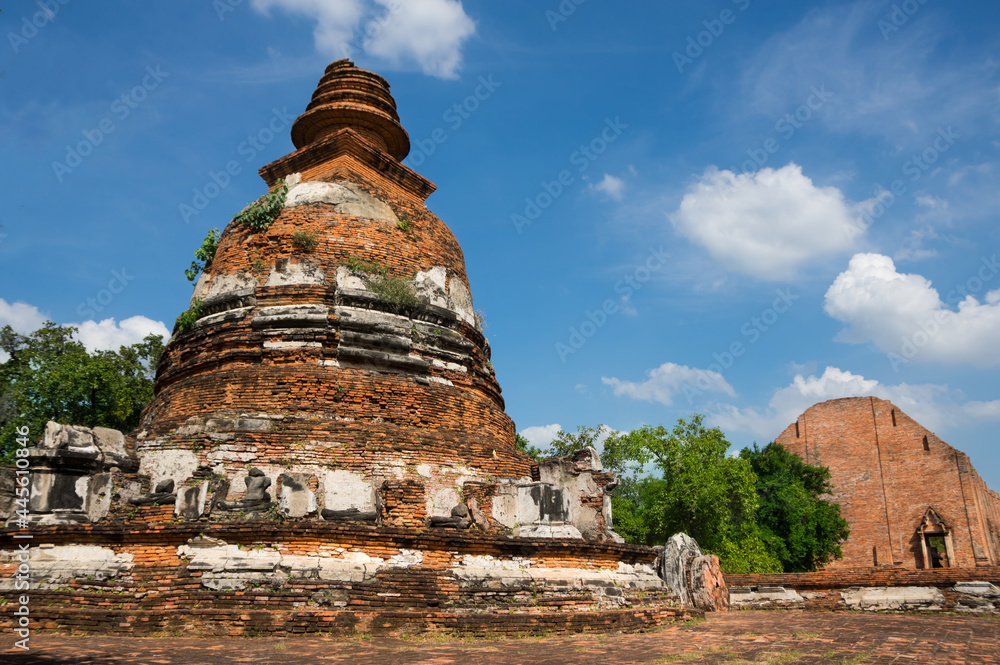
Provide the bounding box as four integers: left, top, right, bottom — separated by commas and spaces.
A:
139, 59, 530, 509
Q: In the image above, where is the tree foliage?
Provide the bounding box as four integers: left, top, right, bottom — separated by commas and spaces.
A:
602, 416, 782, 574
0, 323, 163, 463
739, 442, 850, 572
514, 433, 544, 461
515, 425, 608, 462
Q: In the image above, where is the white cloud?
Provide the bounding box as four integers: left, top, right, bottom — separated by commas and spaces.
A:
364, 0, 476, 79
0, 299, 49, 334
251, 0, 475, 79
590, 173, 626, 201
709, 366, 1000, 443
520, 424, 561, 449
253, 0, 364, 58
962, 400, 1000, 420
0, 302, 169, 363
670, 164, 872, 281
602, 362, 734, 407
824, 253, 1000, 367
72, 316, 170, 353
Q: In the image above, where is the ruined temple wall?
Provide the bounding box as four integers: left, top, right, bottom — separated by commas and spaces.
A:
0, 523, 686, 637
964, 463, 1000, 566
872, 401, 980, 568
776, 397, 1000, 570
777, 398, 894, 568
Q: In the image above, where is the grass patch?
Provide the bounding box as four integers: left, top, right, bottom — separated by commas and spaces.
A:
682, 617, 708, 630
719, 651, 805, 665
345, 254, 421, 312
291, 230, 318, 252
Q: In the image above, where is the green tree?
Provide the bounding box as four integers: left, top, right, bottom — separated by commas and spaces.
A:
549, 424, 607, 457
739, 442, 850, 572
515, 424, 608, 461
602, 415, 782, 574
514, 433, 544, 461
0, 323, 163, 463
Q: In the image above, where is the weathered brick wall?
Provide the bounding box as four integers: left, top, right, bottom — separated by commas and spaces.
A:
0, 522, 693, 637
776, 397, 1000, 569
727, 567, 1000, 590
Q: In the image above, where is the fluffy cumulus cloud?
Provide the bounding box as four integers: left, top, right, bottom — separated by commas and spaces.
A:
824, 253, 1000, 369
670, 164, 871, 281
72, 316, 171, 353
709, 366, 1000, 443
363, 0, 476, 79
0, 299, 48, 334
251, 0, 475, 78
519, 424, 561, 449
0, 299, 49, 363
602, 362, 734, 407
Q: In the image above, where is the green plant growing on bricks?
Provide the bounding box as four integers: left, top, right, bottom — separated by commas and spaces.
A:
175, 299, 204, 332
185, 228, 221, 282
345, 254, 421, 313
233, 179, 288, 232
291, 230, 318, 253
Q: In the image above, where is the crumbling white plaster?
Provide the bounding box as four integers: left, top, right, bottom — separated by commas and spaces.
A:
176, 541, 422, 590
430, 359, 467, 373
841, 586, 945, 611
264, 341, 323, 350
192, 272, 256, 304
448, 277, 475, 326
0, 545, 133, 590
729, 586, 805, 608
138, 450, 200, 488
427, 487, 461, 517
323, 470, 376, 513
450, 558, 661, 590
513, 523, 584, 539
491, 485, 519, 529
253, 304, 329, 327
414, 267, 449, 309
284, 176, 399, 224
265, 261, 326, 287
279, 472, 317, 518
207, 444, 259, 465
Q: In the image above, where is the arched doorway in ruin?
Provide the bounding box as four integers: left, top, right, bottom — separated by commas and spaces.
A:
917, 507, 955, 569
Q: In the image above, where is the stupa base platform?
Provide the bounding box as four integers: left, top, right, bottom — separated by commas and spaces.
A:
1, 522, 693, 637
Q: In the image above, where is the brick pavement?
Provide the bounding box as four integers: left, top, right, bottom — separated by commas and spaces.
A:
2, 610, 998, 664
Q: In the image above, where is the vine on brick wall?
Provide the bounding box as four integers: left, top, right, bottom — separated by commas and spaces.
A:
233, 179, 288, 232
185, 228, 221, 283
175, 299, 204, 333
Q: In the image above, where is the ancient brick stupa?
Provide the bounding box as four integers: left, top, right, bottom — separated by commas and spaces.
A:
1, 60, 715, 636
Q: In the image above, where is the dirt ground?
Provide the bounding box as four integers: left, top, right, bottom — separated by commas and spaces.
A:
3, 610, 998, 664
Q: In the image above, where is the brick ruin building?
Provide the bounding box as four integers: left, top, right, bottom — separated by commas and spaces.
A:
726, 397, 1000, 613
776, 397, 1000, 571
0, 60, 725, 636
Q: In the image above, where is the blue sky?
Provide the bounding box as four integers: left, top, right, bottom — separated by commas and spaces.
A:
2, 1, 999, 486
